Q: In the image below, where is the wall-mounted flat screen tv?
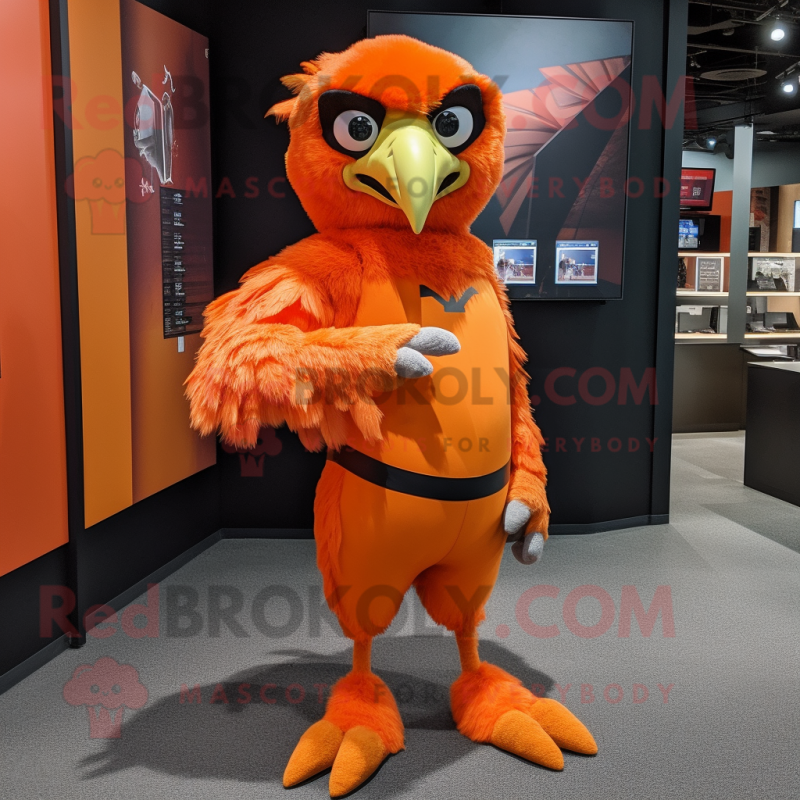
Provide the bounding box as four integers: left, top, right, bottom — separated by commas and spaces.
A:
368, 11, 634, 300
680, 168, 716, 211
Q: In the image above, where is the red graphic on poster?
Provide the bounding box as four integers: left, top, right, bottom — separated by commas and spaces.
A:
497, 56, 632, 234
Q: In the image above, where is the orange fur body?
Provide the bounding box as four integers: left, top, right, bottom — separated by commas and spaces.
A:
186, 227, 549, 538
325, 671, 404, 753
451, 661, 540, 742
184, 36, 582, 790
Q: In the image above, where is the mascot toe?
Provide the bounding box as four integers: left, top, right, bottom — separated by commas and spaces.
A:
186, 34, 596, 797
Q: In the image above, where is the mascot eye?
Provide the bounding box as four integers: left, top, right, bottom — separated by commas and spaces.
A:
433, 106, 473, 149
333, 110, 379, 152
318, 90, 386, 157
428, 85, 485, 155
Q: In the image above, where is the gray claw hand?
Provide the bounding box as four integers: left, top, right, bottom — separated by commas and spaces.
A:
504, 499, 531, 540
406, 327, 461, 357
512, 532, 545, 565
504, 500, 544, 565
395, 347, 434, 378
395, 327, 460, 378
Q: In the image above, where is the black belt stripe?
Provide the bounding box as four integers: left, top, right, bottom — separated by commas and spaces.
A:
329, 448, 510, 501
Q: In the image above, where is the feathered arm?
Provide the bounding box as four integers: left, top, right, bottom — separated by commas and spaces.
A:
185, 263, 419, 451
491, 277, 550, 540
506, 328, 550, 538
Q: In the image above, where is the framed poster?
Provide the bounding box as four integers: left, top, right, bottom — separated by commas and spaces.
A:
751, 257, 797, 292
696, 256, 724, 293
66, 0, 215, 526
369, 11, 633, 300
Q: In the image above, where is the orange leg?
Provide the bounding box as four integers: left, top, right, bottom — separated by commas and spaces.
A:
283, 637, 405, 796
289, 465, 466, 796
451, 621, 598, 769
411, 488, 598, 770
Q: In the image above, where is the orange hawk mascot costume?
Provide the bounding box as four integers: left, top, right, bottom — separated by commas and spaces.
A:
186, 34, 596, 796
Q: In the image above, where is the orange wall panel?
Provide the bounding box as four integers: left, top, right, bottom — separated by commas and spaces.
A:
711, 190, 732, 253
0, 0, 70, 576
68, 0, 215, 526
67, 0, 134, 527
776, 183, 800, 253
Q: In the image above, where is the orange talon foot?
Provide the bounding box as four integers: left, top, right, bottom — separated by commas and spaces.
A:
283, 670, 404, 795
529, 697, 598, 755
450, 662, 596, 768
283, 719, 344, 788
491, 709, 564, 770
329, 726, 387, 797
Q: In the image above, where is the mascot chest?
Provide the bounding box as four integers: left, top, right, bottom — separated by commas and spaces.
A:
351, 276, 512, 478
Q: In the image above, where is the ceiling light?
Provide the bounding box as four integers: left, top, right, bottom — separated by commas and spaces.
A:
781, 79, 796, 93
772, 22, 787, 41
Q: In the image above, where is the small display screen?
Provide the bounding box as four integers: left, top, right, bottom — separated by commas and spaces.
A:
680, 168, 716, 210
679, 218, 699, 249
493, 239, 537, 284
555, 240, 599, 285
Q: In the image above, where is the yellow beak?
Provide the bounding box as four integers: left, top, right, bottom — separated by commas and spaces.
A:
342, 111, 469, 234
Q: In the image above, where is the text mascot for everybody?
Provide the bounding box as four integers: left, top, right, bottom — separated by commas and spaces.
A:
186, 34, 597, 796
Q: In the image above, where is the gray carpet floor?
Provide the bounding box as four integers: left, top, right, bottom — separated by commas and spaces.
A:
2, 432, 800, 799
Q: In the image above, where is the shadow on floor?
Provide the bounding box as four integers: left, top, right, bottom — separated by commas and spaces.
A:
76, 636, 554, 795
704, 499, 800, 555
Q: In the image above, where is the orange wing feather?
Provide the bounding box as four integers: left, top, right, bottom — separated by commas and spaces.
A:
488, 274, 550, 538
184, 241, 419, 451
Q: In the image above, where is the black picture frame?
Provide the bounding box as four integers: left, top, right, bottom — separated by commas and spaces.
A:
368, 10, 635, 301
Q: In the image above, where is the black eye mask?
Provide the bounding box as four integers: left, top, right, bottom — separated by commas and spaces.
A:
428, 84, 486, 154
318, 90, 387, 157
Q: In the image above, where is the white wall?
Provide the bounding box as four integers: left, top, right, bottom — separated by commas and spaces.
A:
751, 142, 800, 188
682, 141, 800, 191
681, 150, 732, 191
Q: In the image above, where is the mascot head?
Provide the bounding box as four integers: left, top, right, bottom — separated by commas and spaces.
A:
268, 35, 505, 235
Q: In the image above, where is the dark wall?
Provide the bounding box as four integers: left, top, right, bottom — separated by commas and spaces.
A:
509, 0, 667, 525
1, 0, 685, 692
204, 0, 686, 530
0, 466, 219, 687
135, 0, 212, 36
0, 547, 68, 682
208, 1, 506, 529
